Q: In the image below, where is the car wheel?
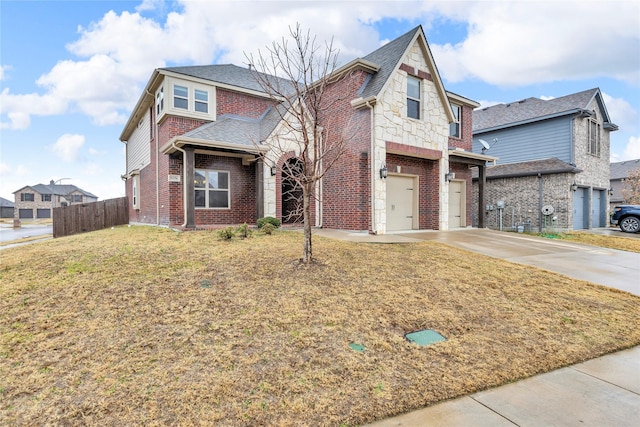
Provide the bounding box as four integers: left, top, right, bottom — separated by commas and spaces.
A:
619, 216, 640, 233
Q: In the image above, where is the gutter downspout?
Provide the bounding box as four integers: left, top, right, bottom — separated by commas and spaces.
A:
145, 88, 160, 225
538, 173, 543, 233
171, 142, 189, 227
364, 100, 376, 234
317, 131, 323, 228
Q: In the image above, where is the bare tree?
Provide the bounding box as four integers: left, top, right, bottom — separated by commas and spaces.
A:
246, 24, 360, 263
621, 167, 640, 204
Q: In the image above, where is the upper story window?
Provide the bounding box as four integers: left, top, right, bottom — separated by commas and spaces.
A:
588, 119, 601, 157
73, 195, 83, 203
42, 194, 51, 202
21, 193, 34, 202
156, 86, 164, 116
449, 103, 461, 138
195, 169, 230, 209
195, 89, 209, 113
173, 85, 189, 110
407, 76, 421, 120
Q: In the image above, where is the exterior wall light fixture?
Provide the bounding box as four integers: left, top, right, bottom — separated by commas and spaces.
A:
445, 172, 455, 182
270, 166, 277, 176
571, 181, 578, 191
608, 187, 614, 196
380, 165, 388, 179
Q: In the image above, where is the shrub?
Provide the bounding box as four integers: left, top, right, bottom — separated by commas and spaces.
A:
217, 227, 235, 241
236, 223, 253, 239
261, 223, 276, 235
257, 216, 281, 229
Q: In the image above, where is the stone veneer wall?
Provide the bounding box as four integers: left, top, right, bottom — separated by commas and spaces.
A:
372, 40, 450, 233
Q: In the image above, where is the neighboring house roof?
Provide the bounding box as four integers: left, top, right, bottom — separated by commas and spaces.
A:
161, 64, 295, 95
472, 158, 582, 179
0, 197, 14, 207
610, 158, 640, 180
13, 182, 98, 199
473, 88, 618, 133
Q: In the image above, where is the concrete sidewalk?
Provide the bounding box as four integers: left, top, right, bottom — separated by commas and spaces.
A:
311, 228, 640, 426
366, 346, 640, 427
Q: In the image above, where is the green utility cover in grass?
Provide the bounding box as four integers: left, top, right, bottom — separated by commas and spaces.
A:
405, 329, 446, 346
349, 343, 366, 352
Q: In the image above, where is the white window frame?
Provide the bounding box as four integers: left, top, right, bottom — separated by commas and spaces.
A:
407, 76, 421, 120
588, 119, 601, 157
195, 169, 230, 209
194, 89, 209, 113
156, 86, 164, 116
449, 103, 461, 138
132, 174, 140, 209
173, 84, 189, 110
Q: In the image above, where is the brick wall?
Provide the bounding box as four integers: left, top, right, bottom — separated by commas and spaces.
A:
472, 172, 574, 231
217, 88, 274, 118
448, 104, 474, 151
319, 70, 372, 230
167, 153, 257, 226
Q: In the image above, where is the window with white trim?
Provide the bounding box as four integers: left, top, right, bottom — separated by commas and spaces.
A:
173, 85, 188, 110
156, 86, 164, 116
21, 193, 34, 202
407, 76, 421, 119
132, 175, 140, 209
588, 119, 601, 157
449, 103, 461, 137
195, 89, 208, 113
195, 170, 230, 209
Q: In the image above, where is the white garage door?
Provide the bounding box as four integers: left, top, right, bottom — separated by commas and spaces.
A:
386, 175, 416, 231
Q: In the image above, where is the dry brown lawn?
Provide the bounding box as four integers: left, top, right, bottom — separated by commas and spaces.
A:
1, 226, 639, 426
559, 231, 640, 253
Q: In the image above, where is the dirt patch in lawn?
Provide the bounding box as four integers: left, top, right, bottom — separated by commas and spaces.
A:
1, 226, 639, 426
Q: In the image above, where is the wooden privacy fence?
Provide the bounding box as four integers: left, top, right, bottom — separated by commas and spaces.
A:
53, 197, 129, 238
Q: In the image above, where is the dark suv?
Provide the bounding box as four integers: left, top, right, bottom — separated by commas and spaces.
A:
611, 205, 640, 233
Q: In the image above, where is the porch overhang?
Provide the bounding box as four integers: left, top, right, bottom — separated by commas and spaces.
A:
161, 136, 269, 156
448, 149, 497, 166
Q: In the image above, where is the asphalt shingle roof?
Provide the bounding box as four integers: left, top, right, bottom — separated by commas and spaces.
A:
473, 88, 602, 132
0, 197, 14, 208
610, 159, 640, 180
162, 64, 295, 95
359, 26, 420, 98
23, 183, 98, 199
183, 103, 287, 147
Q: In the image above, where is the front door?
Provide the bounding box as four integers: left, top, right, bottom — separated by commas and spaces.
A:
448, 180, 465, 228
386, 175, 416, 231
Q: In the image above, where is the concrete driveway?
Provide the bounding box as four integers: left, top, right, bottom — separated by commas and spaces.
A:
398, 228, 640, 296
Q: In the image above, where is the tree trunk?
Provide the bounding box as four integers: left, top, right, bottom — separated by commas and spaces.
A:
302, 182, 313, 263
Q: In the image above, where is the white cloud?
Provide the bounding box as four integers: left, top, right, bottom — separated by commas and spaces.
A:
602, 92, 638, 135
1, 0, 638, 132
0, 65, 9, 81
0, 162, 11, 174
51, 134, 85, 162
83, 162, 104, 175
430, 1, 640, 87
623, 136, 640, 160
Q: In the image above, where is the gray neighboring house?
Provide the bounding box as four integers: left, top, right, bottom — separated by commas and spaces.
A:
610, 158, 640, 209
0, 197, 15, 218
472, 88, 618, 231
13, 181, 98, 220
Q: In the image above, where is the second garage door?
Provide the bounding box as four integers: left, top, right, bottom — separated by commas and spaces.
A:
386, 175, 416, 231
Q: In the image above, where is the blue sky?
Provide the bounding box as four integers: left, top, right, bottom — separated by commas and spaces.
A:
1, 0, 639, 201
